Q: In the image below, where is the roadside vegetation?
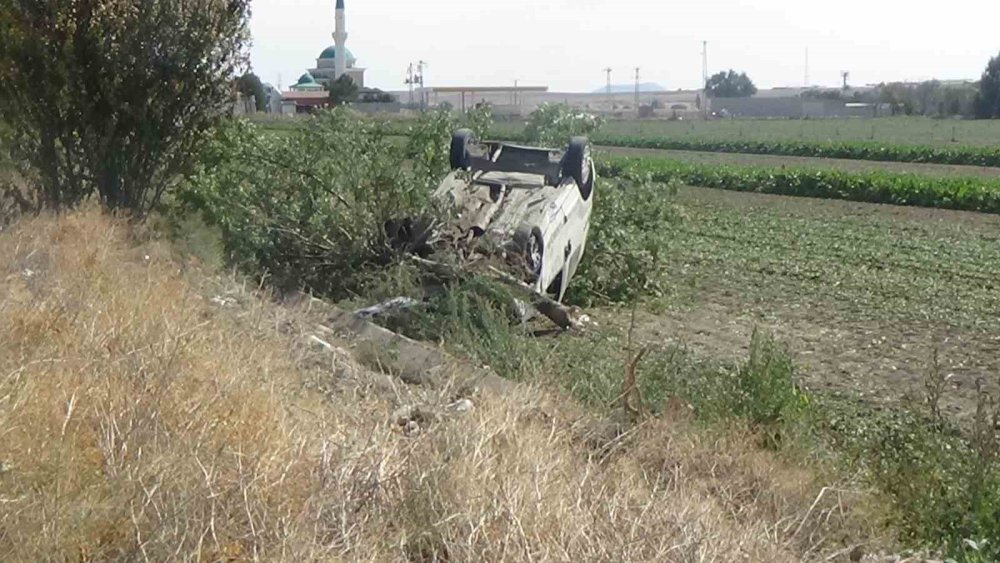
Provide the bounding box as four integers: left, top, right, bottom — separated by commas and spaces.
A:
4, 209, 881, 560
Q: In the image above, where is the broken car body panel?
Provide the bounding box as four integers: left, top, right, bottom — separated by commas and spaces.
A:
433, 134, 595, 301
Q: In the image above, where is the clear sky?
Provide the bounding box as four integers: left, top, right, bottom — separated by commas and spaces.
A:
249, 0, 999, 93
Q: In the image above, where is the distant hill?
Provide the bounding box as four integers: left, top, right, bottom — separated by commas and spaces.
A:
592, 83, 667, 94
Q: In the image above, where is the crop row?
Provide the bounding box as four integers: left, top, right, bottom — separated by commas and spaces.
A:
598, 156, 1000, 214
590, 136, 1000, 168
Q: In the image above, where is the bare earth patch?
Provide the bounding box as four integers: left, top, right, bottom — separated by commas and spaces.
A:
608, 186, 1000, 426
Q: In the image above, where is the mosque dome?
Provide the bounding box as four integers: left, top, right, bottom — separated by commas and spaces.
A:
297, 72, 317, 85
319, 46, 356, 62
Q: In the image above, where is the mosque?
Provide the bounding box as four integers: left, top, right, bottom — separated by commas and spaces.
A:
284, 0, 367, 108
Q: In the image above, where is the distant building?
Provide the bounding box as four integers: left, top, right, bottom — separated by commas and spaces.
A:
290, 72, 325, 92
309, 45, 366, 89
263, 83, 283, 113
282, 0, 367, 112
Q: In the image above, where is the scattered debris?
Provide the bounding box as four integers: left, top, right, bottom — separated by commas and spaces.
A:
446, 398, 475, 413
354, 296, 422, 320
210, 295, 237, 308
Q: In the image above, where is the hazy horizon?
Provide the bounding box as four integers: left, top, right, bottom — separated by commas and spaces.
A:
249, 0, 999, 93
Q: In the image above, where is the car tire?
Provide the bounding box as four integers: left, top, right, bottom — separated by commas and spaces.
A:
525, 229, 544, 282
562, 137, 594, 199
450, 129, 475, 170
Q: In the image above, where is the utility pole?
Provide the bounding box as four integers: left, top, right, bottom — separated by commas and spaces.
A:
701, 41, 709, 119
701, 41, 709, 90
417, 60, 428, 108
405, 63, 415, 106
634, 67, 641, 113
604, 68, 613, 111
841, 70, 850, 91
804, 48, 810, 87
514, 79, 519, 106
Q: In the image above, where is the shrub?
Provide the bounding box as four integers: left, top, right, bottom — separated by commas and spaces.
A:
565, 176, 679, 306
818, 384, 1000, 560
523, 104, 604, 147
181, 111, 435, 298
402, 106, 492, 193
0, 0, 251, 214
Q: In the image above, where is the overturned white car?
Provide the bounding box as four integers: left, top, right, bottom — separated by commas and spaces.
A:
431, 130, 596, 301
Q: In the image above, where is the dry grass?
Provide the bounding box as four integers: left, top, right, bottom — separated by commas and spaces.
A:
0, 209, 880, 561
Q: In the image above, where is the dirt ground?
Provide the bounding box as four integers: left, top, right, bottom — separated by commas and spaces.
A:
609, 186, 1000, 425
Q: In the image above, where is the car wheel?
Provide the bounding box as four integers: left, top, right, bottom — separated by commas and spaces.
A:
525, 230, 544, 282
450, 129, 475, 170
562, 137, 594, 200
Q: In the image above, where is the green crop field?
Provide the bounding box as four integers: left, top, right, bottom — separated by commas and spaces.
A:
601, 155, 1000, 214
493, 116, 1000, 146
637, 184, 1000, 424
601, 146, 1000, 178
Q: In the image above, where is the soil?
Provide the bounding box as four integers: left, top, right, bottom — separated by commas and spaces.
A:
606, 186, 1000, 426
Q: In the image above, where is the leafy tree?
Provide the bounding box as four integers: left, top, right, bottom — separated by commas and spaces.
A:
705, 70, 757, 98
948, 98, 963, 117
523, 104, 604, 147
974, 52, 1000, 119
0, 0, 251, 214
802, 88, 843, 101
360, 90, 395, 103
327, 75, 360, 105
236, 72, 267, 112
915, 80, 941, 115
879, 82, 912, 116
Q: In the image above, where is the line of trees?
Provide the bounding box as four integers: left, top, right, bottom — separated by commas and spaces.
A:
704, 52, 1000, 120
974, 53, 1000, 119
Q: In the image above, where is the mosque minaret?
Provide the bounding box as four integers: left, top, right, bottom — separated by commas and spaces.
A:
292, 0, 366, 91
334, 0, 348, 81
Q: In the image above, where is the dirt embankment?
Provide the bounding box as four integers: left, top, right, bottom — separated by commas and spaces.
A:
0, 209, 880, 561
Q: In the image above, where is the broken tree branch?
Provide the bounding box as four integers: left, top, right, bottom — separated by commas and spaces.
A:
404, 255, 580, 330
